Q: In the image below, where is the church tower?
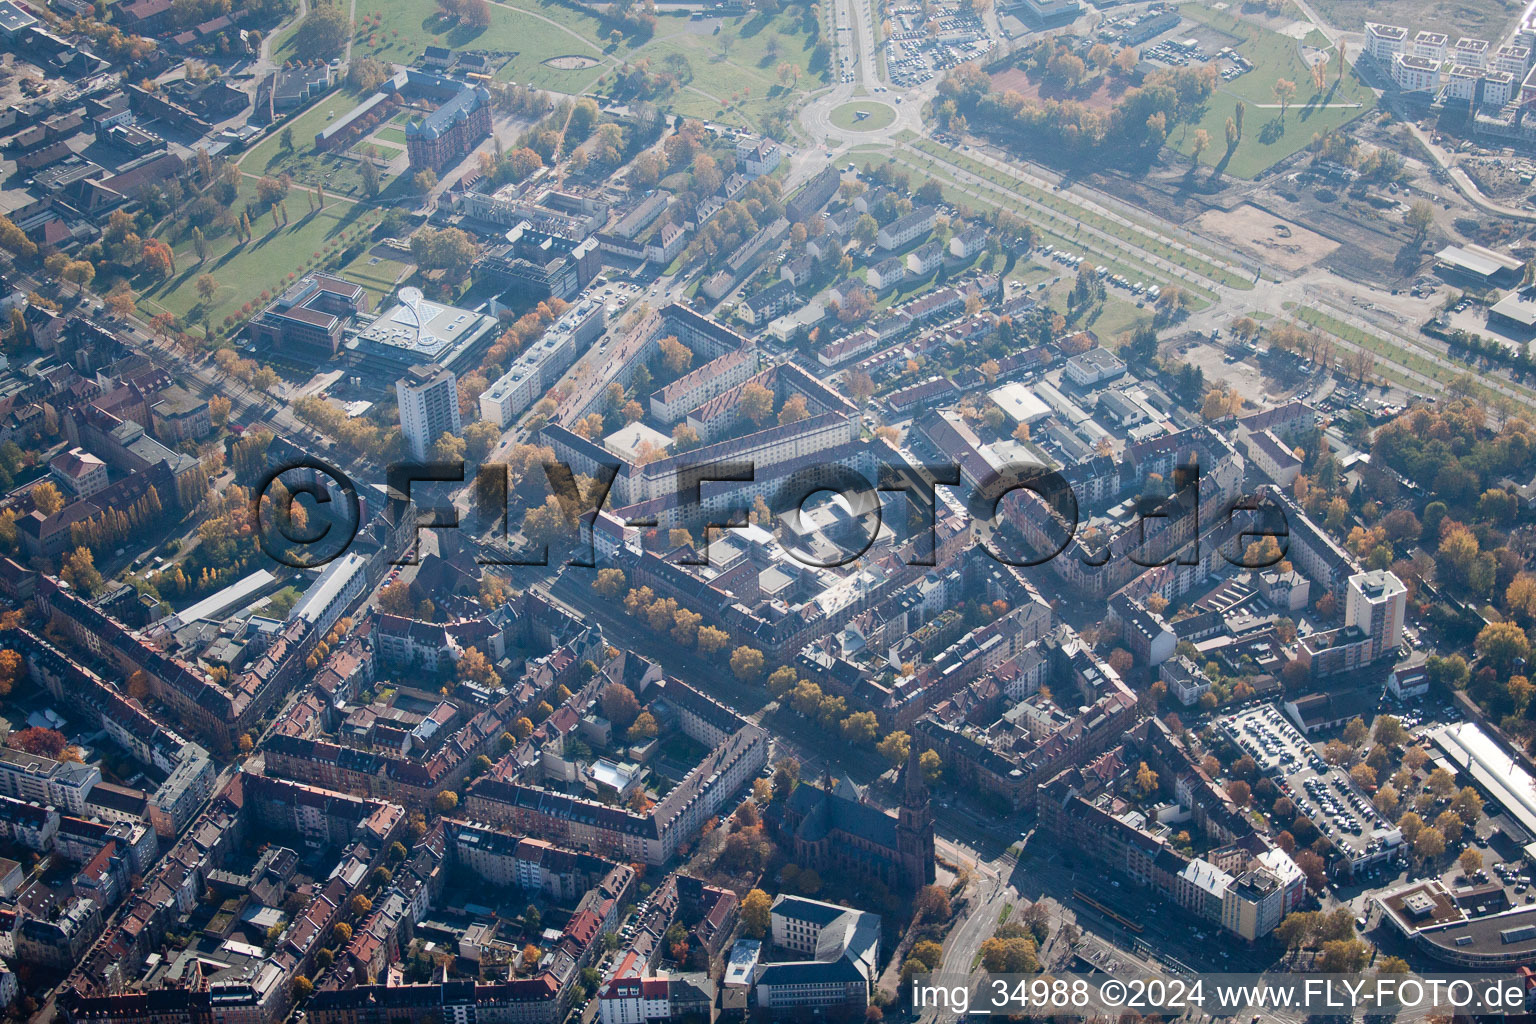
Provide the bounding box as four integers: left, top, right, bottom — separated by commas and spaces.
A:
896, 742, 936, 889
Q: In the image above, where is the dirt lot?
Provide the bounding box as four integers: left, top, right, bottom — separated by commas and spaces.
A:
1174, 336, 1307, 408
1193, 202, 1340, 273
1462, 156, 1536, 204
1305, 0, 1520, 41
988, 66, 1131, 112
1266, 180, 1429, 283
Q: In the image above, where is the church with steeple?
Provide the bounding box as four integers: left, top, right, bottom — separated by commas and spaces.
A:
775, 744, 936, 892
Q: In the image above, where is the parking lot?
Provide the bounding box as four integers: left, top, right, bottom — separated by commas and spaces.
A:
1219, 706, 1404, 874
882, 3, 995, 88
1036, 243, 1161, 304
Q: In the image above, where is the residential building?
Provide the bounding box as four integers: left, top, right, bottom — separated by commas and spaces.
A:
598, 974, 713, 1024
1364, 22, 1407, 63
1413, 30, 1448, 63
1455, 37, 1489, 68
1160, 655, 1211, 706
1064, 347, 1127, 387
735, 136, 782, 177
1394, 52, 1442, 92
0, 796, 59, 850
1388, 659, 1429, 699
876, 206, 937, 250
948, 225, 990, 259
867, 257, 905, 292
148, 384, 211, 443
449, 823, 635, 901
647, 347, 758, 425
738, 280, 798, 326
1495, 44, 1531, 77
1485, 69, 1517, 106
396, 365, 461, 462
1446, 64, 1483, 102
15, 897, 100, 968
1345, 569, 1406, 662
1241, 427, 1303, 487
0, 0, 37, 37
0, 746, 99, 814
906, 240, 945, 275
786, 165, 839, 223
467, 681, 768, 865
49, 447, 107, 498
478, 298, 605, 426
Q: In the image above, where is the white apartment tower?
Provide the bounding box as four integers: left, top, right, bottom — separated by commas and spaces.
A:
1365, 23, 1407, 63
1393, 53, 1443, 93
1346, 570, 1407, 662
397, 364, 462, 462
1454, 37, 1489, 69
1414, 30, 1449, 63
1496, 44, 1533, 78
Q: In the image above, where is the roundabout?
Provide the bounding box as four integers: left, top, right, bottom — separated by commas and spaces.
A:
828, 100, 898, 132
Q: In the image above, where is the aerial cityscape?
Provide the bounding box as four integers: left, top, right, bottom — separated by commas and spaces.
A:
0, 0, 1533, 1017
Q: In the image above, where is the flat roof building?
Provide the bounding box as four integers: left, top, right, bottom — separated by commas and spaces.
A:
1393, 52, 1443, 92
1455, 37, 1489, 68
1011, 0, 1080, 24
1414, 30, 1449, 62
247, 273, 370, 359
397, 364, 461, 462
1432, 721, 1536, 840
478, 297, 604, 427
0, 0, 38, 36
1064, 346, 1126, 387
354, 297, 496, 371
988, 382, 1052, 425
1377, 876, 1536, 966
1364, 22, 1407, 63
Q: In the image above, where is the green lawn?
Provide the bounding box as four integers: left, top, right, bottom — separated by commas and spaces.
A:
1009, 260, 1150, 340
830, 101, 896, 132
374, 125, 408, 145
892, 146, 1215, 308
1169, 3, 1376, 179
139, 177, 384, 334
246, 84, 367, 168
337, 249, 412, 305
911, 138, 1251, 290
240, 85, 413, 198
275, 0, 614, 92
275, 0, 825, 123
355, 139, 403, 158
1086, 294, 1153, 339
241, 90, 432, 204
1286, 305, 1536, 409
620, 8, 827, 130
351, 0, 612, 91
